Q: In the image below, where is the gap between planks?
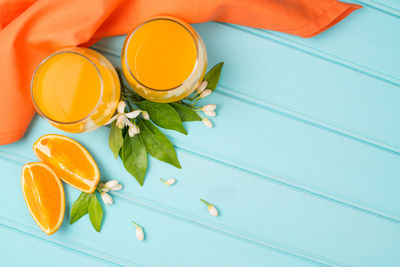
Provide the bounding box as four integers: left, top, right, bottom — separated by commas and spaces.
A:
0, 150, 390, 267
0, 215, 141, 267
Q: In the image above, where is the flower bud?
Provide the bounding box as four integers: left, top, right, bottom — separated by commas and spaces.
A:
128, 128, 135, 137
202, 118, 213, 128
132, 221, 144, 241
196, 80, 208, 93
203, 110, 216, 117
101, 187, 110, 193
208, 205, 219, 216
105, 180, 119, 189
101, 192, 113, 206
110, 184, 123, 191
161, 178, 176, 186
142, 111, 150, 120
136, 226, 144, 241
200, 89, 212, 98
128, 124, 140, 137
202, 104, 216, 112
117, 101, 126, 114
200, 199, 219, 217
126, 110, 141, 119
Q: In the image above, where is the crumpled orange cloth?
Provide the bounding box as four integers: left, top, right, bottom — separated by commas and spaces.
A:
0, 0, 361, 145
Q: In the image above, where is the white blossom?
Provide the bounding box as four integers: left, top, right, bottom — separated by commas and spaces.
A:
160, 178, 176, 186
202, 118, 213, 128
101, 192, 113, 206
101, 180, 123, 192
141, 111, 150, 120
105, 180, 119, 189
201, 104, 216, 112
200, 199, 219, 217
101, 187, 110, 192
196, 80, 208, 93
203, 110, 216, 117
132, 221, 144, 241
128, 123, 140, 137
110, 184, 123, 191
200, 89, 212, 98
106, 101, 142, 131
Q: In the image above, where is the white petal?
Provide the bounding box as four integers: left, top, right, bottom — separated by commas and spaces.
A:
128, 127, 136, 137
196, 81, 208, 93
117, 101, 126, 114
202, 104, 216, 112
203, 110, 216, 117
128, 124, 140, 137
101, 192, 113, 206
141, 111, 150, 120
166, 178, 176, 186
136, 226, 144, 241
202, 118, 213, 128
208, 205, 219, 216
105, 114, 119, 125
132, 124, 140, 134
110, 184, 123, 191
200, 89, 212, 98
105, 180, 119, 189
101, 187, 110, 193
126, 110, 141, 119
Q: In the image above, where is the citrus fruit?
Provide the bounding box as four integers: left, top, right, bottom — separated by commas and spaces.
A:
33, 134, 100, 193
21, 162, 65, 235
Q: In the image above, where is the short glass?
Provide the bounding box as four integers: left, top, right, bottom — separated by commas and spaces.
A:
31, 47, 120, 133
121, 16, 207, 103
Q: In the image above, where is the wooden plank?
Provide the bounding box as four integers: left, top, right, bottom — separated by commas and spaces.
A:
1, 118, 400, 266
1, 2, 399, 265
89, 41, 400, 222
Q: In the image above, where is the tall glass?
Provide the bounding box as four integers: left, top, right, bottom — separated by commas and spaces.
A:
31, 47, 120, 133
122, 16, 207, 103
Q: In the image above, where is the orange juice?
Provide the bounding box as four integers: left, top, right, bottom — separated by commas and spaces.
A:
32, 47, 120, 133
122, 16, 207, 102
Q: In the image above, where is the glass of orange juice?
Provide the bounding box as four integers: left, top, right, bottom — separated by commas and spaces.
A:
121, 16, 207, 103
31, 47, 120, 133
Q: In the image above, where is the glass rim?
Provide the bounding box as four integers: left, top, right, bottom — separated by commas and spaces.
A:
123, 16, 200, 92
31, 48, 104, 125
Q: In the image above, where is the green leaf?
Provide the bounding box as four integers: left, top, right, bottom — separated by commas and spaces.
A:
137, 119, 181, 169
121, 134, 148, 186
70, 192, 92, 224
108, 121, 124, 159
88, 193, 103, 232
136, 100, 187, 135
170, 103, 201, 122
203, 62, 224, 91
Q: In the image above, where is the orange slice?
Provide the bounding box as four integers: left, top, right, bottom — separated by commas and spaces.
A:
21, 162, 65, 235
33, 134, 100, 193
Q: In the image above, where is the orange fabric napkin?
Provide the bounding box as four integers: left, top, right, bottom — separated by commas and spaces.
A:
0, 0, 361, 145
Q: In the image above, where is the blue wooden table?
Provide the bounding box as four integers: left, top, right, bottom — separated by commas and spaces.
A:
1, 1, 400, 266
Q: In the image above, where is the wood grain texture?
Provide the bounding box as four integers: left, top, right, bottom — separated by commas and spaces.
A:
1, 1, 399, 266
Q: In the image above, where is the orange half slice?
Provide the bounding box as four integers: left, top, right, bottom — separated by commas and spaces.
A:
21, 162, 65, 235
33, 134, 100, 193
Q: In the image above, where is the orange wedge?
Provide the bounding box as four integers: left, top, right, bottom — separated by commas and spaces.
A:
21, 162, 65, 235
33, 134, 100, 193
